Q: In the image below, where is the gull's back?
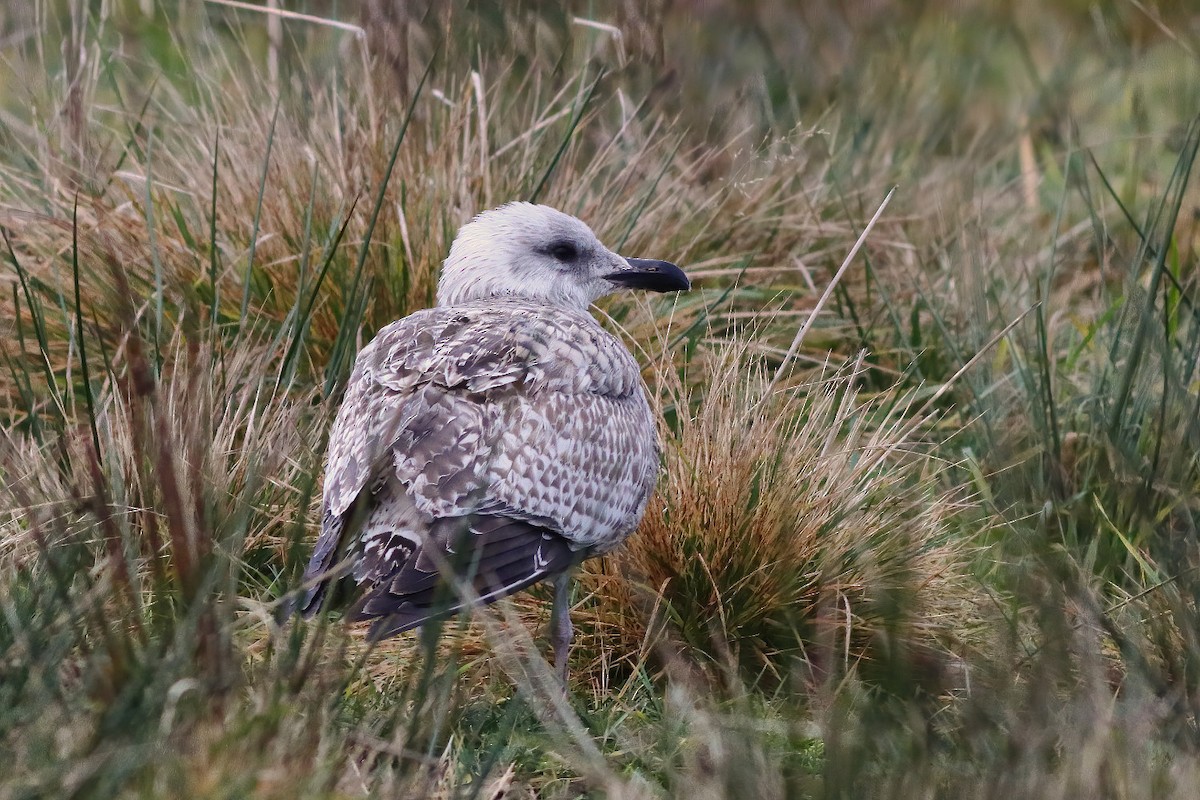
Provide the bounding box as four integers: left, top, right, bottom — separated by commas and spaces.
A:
300, 297, 659, 639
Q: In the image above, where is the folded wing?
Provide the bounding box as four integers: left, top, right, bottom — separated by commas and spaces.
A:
300, 301, 659, 635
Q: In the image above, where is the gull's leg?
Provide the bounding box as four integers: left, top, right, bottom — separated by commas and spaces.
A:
549, 571, 574, 685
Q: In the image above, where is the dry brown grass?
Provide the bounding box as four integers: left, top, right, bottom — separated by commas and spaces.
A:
574, 338, 975, 694
3, 1, 1200, 797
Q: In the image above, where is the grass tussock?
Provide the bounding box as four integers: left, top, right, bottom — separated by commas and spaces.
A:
578, 342, 972, 692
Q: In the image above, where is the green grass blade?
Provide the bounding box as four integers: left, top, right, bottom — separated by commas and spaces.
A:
528, 68, 605, 204
144, 127, 164, 370
71, 197, 101, 461
4, 228, 66, 423
1107, 115, 1199, 437
324, 56, 435, 397
278, 195, 360, 391
209, 128, 221, 329
240, 97, 281, 322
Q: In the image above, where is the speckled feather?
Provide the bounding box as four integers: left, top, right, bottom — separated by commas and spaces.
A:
300, 297, 660, 636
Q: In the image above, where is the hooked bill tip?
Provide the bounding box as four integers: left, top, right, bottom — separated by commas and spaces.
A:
605, 258, 690, 293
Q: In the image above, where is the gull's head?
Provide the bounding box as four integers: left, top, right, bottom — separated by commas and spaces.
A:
437, 202, 690, 311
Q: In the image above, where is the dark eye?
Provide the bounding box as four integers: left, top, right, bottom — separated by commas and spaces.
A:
548, 240, 579, 262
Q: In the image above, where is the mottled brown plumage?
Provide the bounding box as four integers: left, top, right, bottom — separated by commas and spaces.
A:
300, 203, 688, 677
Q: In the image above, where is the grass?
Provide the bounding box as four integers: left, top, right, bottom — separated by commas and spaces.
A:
1, 0, 1199, 796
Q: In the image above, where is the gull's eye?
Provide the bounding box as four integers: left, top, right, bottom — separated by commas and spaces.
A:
548, 240, 579, 262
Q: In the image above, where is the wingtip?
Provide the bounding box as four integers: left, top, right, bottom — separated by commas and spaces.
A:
297, 584, 325, 619
364, 606, 431, 642
275, 587, 313, 627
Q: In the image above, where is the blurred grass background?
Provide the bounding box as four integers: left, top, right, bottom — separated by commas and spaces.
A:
1, 0, 1199, 797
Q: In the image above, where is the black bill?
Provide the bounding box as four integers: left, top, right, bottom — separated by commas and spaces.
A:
604, 257, 691, 293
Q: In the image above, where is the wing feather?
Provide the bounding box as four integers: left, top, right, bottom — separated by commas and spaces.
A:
300, 299, 660, 636
350, 516, 575, 641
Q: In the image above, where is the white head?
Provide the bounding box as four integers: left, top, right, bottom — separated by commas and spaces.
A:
437, 202, 689, 311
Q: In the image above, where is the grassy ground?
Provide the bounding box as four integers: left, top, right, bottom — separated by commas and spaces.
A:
1, 0, 1199, 797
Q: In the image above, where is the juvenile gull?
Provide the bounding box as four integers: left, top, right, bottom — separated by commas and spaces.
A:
300, 202, 689, 680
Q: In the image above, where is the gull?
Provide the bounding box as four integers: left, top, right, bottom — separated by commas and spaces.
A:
300, 202, 689, 681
